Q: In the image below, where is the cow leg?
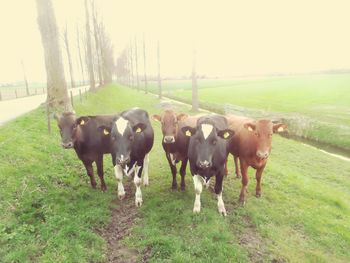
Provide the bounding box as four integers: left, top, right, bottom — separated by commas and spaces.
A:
114, 164, 125, 200
83, 160, 97, 189
224, 159, 228, 176
134, 163, 144, 207
166, 153, 177, 189
234, 156, 242, 178
239, 159, 249, 205
143, 153, 150, 186
255, 165, 266, 198
192, 174, 203, 213
179, 158, 188, 191
215, 174, 226, 216
96, 156, 107, 191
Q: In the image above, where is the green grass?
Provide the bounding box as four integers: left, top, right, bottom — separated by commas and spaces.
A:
147, 74, 350, 151
1, 84, 350, 262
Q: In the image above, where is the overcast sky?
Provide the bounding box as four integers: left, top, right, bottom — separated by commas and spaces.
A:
0, 0, 350, 83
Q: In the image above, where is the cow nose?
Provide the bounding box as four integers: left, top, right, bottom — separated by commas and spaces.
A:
164, 136, 175, 143
197, 160, 211, 169
116, 157, 130, 166
61, 142, 74, 148
257, 151, 269, 159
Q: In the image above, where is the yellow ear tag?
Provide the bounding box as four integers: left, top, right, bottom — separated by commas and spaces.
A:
103, 129, 109, 135
223, 132, 230, 139
277, 127, 284, 132
185, 130, 191, 137
136, 127, 142, 133
80, 119, 85, 125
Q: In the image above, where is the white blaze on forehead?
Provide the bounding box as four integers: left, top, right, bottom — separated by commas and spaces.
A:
115, 117, 129, 135
201, 124, 213, 140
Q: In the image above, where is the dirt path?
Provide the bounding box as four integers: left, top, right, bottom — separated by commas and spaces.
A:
100, 180, 150, 263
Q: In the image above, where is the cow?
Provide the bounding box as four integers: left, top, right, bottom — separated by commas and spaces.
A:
54, 112, 115, 191
181, 115, 234, 216
226, 114, 287, 205
152, 110, 198, 191
99, 108, 154, 207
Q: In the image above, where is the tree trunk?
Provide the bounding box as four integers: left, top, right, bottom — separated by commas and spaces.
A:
191, 50, 198, 111
143, 34, 148, 94
76, 26, 85, 85
36, 0, 72, 112
157, 41, 162, 99
129, 40, 134, 88
92, 1, 103, 86
134, 36, 139, 91
63, 25, 75, 89
21, 60, 30, 96
84, 0, 95, 90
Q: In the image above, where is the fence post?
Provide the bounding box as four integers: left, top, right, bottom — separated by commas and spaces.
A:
43, 87, 45, 94
0, 91, 2, 101
85, 88, 88, 100
46, 103, 51, 134
35, 88, 38, 95
70, 90, 74, 107
15, 89, 18, 98
79, 89, 82, 103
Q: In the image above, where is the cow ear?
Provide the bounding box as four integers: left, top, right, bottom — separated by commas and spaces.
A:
273, 123, 288, 133
98, 125, 111, 136
152, 114, 162, 122
177, 113, 188, 122
76, 116, 90, 126
133, 123, 147, 133
181, 126, 196, 137
218, 129, 235, 140
244, 123, 256, 132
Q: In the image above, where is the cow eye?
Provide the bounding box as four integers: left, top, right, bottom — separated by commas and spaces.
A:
255, 132, 260, 137
211, 139, 217, 145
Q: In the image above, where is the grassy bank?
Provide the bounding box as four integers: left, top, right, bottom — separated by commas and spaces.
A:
1, 84, 350, 262
147, 74, 350, 151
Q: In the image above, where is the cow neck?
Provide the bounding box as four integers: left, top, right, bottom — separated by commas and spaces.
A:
74, 125, 85, 149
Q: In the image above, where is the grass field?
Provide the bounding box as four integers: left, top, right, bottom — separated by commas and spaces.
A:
1, 84, 350, 262
148, 74, 350, 151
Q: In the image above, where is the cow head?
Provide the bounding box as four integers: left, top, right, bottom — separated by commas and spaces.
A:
244, 120, 288, 159
54, 112, 89, 149
108, 115, 147, 167
182, 120, 234, 170
153, 110, 188, 144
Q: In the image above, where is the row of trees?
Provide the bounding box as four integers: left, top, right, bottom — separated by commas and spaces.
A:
36, 0, 115, 112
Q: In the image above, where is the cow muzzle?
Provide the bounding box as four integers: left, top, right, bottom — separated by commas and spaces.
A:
61, 142, 74, 149
197, 160, 212, 169
256, 151, 269, 159
116, 156, 130, 167
163, 136, 175, 144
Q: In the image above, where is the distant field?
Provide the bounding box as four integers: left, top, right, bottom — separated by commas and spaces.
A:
148, 74, 350, 151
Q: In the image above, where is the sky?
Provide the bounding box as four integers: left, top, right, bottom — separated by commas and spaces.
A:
0, 0, 350, 83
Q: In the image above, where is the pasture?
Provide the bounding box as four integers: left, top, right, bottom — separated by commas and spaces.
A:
148, 74, 350, 152
0, 84, 349, 262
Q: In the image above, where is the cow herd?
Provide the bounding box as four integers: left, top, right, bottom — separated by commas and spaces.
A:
55, 108, 287, 216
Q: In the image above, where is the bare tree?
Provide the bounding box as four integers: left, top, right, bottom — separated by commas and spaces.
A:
76, 25, 85, 85
21, 60, 30, 96
63, 25, 75, 89
91, 1, 103, 86
157, 40, 162, 99
191, 50, 199, 111
99, 24, 114, 84
36, 0, 72, 111
129, 40, 134, 88
134, 36, 140, 91
143, 34, 148, 94
84, 0, 95, 90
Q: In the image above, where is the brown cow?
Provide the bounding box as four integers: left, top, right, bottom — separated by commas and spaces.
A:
153, 110, 198, 191
226, 114, 287, 205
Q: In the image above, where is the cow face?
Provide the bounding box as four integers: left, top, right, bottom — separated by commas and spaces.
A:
182, 122, 234, 170
153, 110, 188, 144
54, 112, 88, 149
109, 116, 147, 166
244, 120, 288, 159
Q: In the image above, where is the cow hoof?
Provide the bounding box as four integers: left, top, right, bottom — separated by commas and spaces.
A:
180, 186, 186, 192
239, 198, 246, 206
172, 184, 177, 190
91, 184, 97, 189
135, 198, 143, 207
256, 192, 262, 198
235, 174, 241, 179
218, 207, 227, 217
101, 186, 107, 192
118, 192, 126, 200
143, 180, 149, 187
193, 207, 201, 213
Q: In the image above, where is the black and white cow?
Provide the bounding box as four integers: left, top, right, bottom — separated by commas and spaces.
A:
182, 115, 234, 216
100, 108, 154, 207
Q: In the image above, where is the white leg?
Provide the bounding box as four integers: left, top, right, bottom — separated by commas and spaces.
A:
114, 165, 125, 200
143, 154, 149, 186
134, 166, 143, 207
217, 188, 227, 216
193, 174, 203, 213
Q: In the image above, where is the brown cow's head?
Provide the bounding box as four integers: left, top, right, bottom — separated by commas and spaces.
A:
153, 110, 188, 144
244, 120, 287, 159
54, 112, 88, 149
